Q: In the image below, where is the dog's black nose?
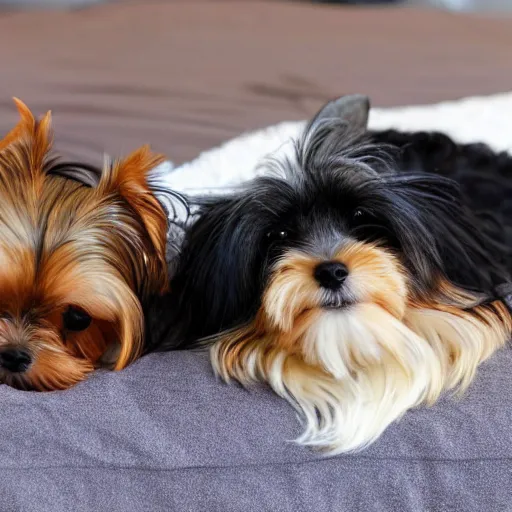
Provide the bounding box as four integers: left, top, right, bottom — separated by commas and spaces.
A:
0, 349, 32, 373
314, 261, 349, 290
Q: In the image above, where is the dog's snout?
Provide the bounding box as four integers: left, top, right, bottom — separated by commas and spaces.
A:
0, 348, 32, 373
314, 261, 348, 290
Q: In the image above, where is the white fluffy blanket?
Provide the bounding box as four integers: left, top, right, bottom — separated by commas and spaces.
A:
159, 92, 512, 196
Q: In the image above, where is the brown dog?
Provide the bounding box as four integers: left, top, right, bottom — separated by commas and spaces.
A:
0, 99, 169, 390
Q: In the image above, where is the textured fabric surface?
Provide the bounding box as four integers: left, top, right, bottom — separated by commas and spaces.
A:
1, 347, 512, 511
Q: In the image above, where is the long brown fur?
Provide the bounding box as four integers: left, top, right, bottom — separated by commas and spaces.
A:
0, 99, 168, 390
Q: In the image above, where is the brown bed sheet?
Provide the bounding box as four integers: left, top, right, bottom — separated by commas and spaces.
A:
0, 1, 511, 165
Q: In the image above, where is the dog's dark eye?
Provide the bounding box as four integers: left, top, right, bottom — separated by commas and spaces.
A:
266, 230, 288, 241
351, 208, 378, 232
350, 207, 395, 245
351, 208, 376, 226
62, 306, 92, 332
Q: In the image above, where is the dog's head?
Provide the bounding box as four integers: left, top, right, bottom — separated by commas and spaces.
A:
0, 99, 170, 390
174, 95, 505, 342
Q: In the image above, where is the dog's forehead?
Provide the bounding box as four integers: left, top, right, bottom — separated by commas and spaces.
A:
0, 176, 133, 276
254, 167, 375, 218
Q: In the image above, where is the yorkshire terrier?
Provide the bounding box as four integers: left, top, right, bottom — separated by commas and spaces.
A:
0, 98, 180, 391
154, 95, 512, 453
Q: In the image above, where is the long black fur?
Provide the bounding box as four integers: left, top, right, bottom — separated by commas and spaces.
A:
369, 129, 512, 271
149, 95, 512, 351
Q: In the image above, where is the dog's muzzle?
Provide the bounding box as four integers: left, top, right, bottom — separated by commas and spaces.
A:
314, 261, 355, 310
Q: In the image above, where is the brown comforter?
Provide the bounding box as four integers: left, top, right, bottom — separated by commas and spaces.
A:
0, 1, 510, 165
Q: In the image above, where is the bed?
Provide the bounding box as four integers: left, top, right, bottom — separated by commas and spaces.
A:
1, 1, 512, 510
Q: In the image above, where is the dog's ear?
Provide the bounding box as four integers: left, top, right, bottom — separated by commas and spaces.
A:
0, 98, 53, 175
98, 145, 169, 291
309, 94, 370, 135
299, 95, 372, 172
0, 98, 38, 152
